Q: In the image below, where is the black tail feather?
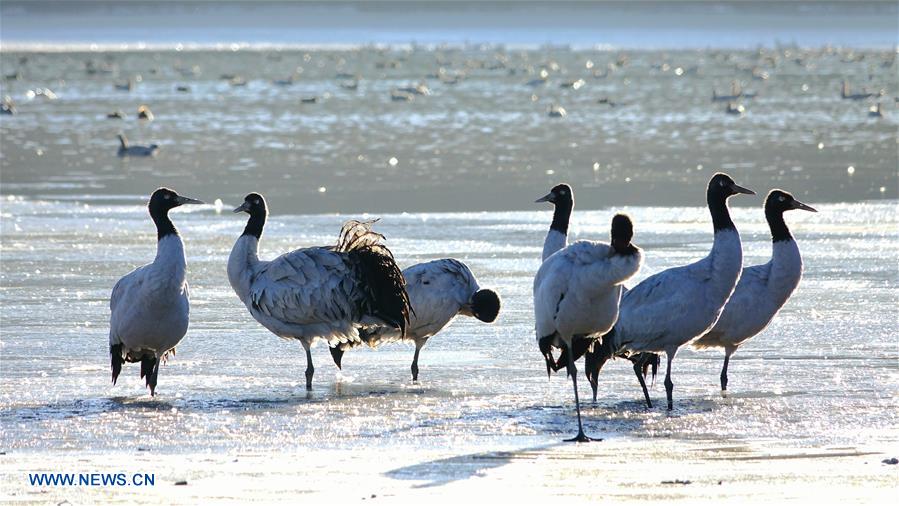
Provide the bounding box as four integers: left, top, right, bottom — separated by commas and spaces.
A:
584, 328, 617, 399
330, 346, 344, 369
110, 344, 123, 385
337, 220, 412, 337
538, 334, 557, 378
635, 353, 661, 388
140, 355, 159, 396
554, 335, 594, 375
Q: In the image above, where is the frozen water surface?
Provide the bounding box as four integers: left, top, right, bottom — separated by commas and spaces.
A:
1, 197, 896, 502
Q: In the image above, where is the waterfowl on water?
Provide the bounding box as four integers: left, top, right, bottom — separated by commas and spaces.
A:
117, 134, 158, 157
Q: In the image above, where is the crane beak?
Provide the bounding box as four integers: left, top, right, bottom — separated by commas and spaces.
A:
233, 202, 250, 213
175, 196, 204, 205
792, 200, 818, 212
535, 192, 554, 203
730, 183, 756, 195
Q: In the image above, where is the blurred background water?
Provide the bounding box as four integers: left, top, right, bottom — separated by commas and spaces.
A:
0, 1, 897, 502
1, 2, 897, 213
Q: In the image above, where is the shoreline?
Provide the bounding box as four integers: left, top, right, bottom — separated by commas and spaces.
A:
3, 42, 898, 53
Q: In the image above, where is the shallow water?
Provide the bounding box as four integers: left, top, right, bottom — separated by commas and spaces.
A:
1, 195, 897, 501
1, 15, 898, 500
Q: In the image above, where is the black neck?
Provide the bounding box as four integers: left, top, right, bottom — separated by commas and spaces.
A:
766, 207, 792, 242
151, 209, 178, 240
550, 199, 572, 235
708, 191, 735, 232
242, 210, 266, 239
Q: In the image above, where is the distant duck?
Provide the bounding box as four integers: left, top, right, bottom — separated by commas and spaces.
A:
548, 104, 567, 118
391, 90, 415, 102
587, 173, 755, 410
227, 194, 411, 390
137, 105, 154, 121
85, 60, 115, 75
561, 79, 585, 90
329, 259, 501, 381
229, 76, 248, 87
751, 67, 769, 81
340, 80, 359, 91
382, 60, 402, 70
117, 134, 159, 157
1, 96, 15, 115
596, 97, 618, 107
175, 64, 200, 78
726, 102, 746, 116
534, 214, 643, 441
273, 75, 297, 86
300, 97, 318, 104
109, 188, 204, 395
397, 83, 430, 96
841, 80, 876, 100
114, 80, 133, 91
375, 60, 402, 70
694, 190, 816, 393
526, 69, 549, 87
869, 103, 884, 118
107, 110, 125, 119
25, 88, 58, 100
175, 85, 190, 93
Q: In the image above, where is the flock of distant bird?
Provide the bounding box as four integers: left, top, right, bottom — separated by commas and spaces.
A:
109, 172, 815, 442
96, 75, 888, 154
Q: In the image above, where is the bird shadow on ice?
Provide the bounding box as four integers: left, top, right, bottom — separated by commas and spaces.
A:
588, 397, 719, 419
0, 395, 321, 422
385, 443, 562, 488
0, 383, 449, 423
0, 396, 167, 423
382, 400, 667, 488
